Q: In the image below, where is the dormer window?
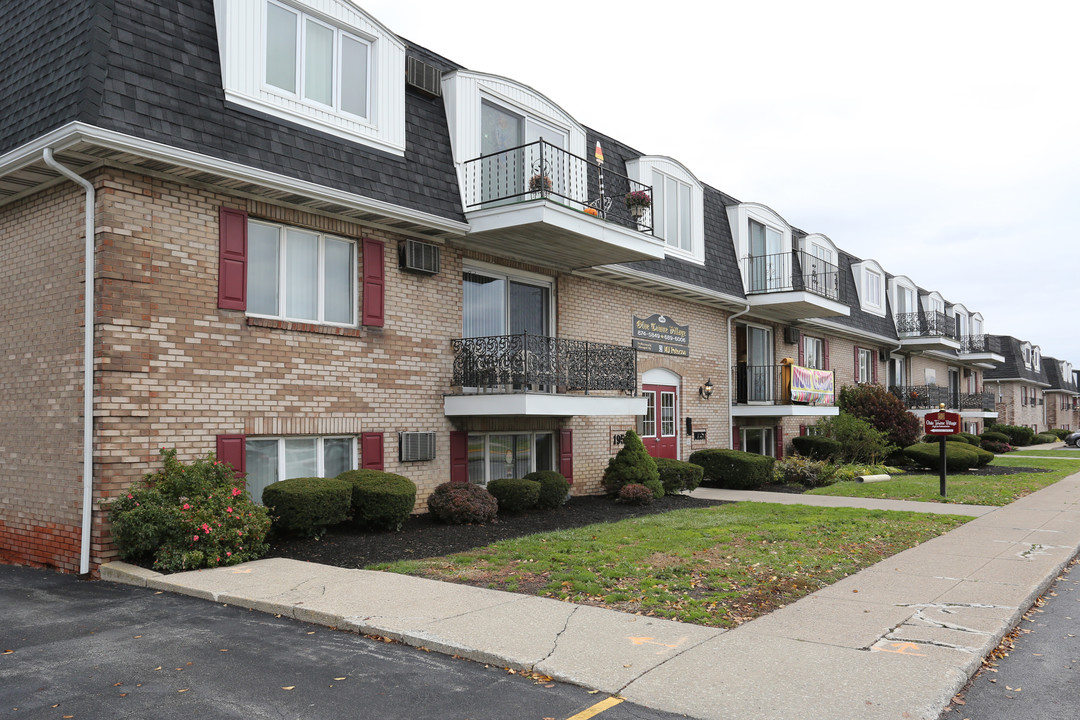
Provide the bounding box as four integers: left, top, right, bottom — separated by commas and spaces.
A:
265, 1, 371, 120
865, 271, 882, 308
653, 170, 693, 253
1034, 347, 1041, 371
626, 157, 705, 263
850, 259, 886, 316
1022, 343, 1032, 367
215, 0, 406, 155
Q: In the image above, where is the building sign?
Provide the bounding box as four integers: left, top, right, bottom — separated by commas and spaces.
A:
790, 365, 835, 404
632, 314, 690, 357
610, 424, 636, 454
924, 411, 960, 435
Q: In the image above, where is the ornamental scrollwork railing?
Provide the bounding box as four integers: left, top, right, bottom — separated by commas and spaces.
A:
890, 385, 994, 411
460, 139, 653, 235
959, 334, 999, 354
743, 250, 843, 303
895, 311, 956, 338
452, 332, 637, 395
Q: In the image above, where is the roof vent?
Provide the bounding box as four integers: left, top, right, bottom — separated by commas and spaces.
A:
399, 432, 437, 462
399, 239, 440, 275
406, 56, 442, 97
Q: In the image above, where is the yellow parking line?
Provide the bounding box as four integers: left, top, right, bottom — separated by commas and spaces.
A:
566, 696, 624, 720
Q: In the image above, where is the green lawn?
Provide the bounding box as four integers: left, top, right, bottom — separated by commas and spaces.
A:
806, 456, 1080, 505
1007, 449, 1080, 458
370, 502, 970, 628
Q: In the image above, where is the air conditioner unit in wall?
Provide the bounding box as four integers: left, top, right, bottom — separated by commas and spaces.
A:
405, 56, 442, 97
878, 349, 888, 363
399, 239, 440, 275
399, 432, 437, 462
783, 327, 800, 344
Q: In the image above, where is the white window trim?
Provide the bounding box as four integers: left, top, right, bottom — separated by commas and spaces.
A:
850, 259, 886, 317
740, 426, 775, 458
214, 0, 406, 155
802, 233, 838, 265
245, 434, 357, 502
803, 335, 824, 369
924, 291, 945, 315
461, 260, 555, 337
247, 219, 359, 328
889, 275, 917, 317
857, 348, 875, 384
727, 203, 793, 288
466, 431, 555, 485
626, 156, 705, 265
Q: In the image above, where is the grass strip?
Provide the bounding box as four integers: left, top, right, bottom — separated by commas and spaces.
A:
1006, 449, 1080, 459
369, 502, 969, 628
806, 456, 1080, 506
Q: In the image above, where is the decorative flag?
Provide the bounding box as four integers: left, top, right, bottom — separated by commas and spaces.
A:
595, 141, 604, 165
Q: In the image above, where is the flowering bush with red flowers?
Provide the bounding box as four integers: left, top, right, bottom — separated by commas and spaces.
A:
109, 448, 271, 573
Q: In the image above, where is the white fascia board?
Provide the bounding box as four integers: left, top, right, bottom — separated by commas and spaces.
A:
583, 264, 749, 310
798, 318, 898, 347
444, 393, 648, 417
732, 405, 839, 418
0, 122, 469, 236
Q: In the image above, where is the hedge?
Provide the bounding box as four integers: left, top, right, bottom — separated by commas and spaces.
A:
902, 442, 980, 472
262, 476, 351, 537
487, 477, 541, 513
979, 431, 1010, 444
689, 449, 775, 489
654, 458, 704, 495
1034, 433, 1059, 444
337, 469, 416, 531
523, 471, 570, 509
791, 435, 841, 461
989, 424, 1035, 447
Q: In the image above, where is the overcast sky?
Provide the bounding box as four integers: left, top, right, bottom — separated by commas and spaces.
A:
365, 0, 1080, 367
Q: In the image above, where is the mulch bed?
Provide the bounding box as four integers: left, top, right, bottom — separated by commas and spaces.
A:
266, 494, 728, 569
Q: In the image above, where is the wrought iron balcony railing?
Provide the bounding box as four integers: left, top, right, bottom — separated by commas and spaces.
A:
452, 332, 637, 395
958, 334, 1001, 354
895, 311, 956, 339
732, 364, 837, 405
743, 250, 843, 302
890, 385, 995, 411
461, 139, 653, 235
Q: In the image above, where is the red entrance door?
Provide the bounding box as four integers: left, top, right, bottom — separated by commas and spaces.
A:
641, 384, 678, 459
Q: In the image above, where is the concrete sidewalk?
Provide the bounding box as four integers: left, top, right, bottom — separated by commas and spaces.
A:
102, 475, 1080, 720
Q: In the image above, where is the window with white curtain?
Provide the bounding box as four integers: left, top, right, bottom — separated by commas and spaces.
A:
265, 0, 371, 120
466, 432, 554, 485
244, 436, 355, 503
247, 220, 356, 325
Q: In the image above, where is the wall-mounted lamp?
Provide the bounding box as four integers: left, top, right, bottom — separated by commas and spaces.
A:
699, 378, 713, 400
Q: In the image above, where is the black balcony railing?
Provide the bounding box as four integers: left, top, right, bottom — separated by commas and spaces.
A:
452, 332, 637, 395
895, 311, 956, 339
958, 334, 1000, 354
732, 364, 836, 405
461, 139, 653, 234
743, 250, 843, 302
890, 385, 995, 411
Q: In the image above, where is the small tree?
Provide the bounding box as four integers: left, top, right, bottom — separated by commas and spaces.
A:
838, 384, 921, 449
814, 412, 894, 464
603, 429, 662, 498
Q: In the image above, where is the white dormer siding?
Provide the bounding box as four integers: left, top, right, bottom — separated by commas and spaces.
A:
850, 259, 886, 317
625, 157, 705, 264
727, 203, 793, 293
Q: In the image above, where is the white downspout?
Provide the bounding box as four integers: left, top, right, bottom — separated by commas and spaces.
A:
42, 148, 95, 577
727, 304, 751, 449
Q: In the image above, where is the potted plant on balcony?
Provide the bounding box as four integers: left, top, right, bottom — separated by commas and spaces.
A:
529, 173, 553, 197
625, 190, 652, 219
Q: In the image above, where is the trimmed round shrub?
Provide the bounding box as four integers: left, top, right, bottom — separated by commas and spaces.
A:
990, 424, 1035, 447
603, 429, 662, 498
524, 471, 570, 509
337, 469, 416, 531
955, 432, 981, 446
1034, 433, 1058, 444
903, 442, 980, 472
262, 476, 351, 537
654, 458, 704, 495
689, 448, 775, 489
981, 440, 1012, 454
773, 455, 839, 487
971, 446, 995, 467
617, 483, 654, 506
487, 477, 541, 513
427, 482, 498, 524
980, 431, 1010, 444
109, 448, 271, 573
791, 435, 841, 461
1047, 428, 1071, 440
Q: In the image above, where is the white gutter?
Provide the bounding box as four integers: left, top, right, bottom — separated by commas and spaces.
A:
727, 304, 752, 448
42, 148, 95, 577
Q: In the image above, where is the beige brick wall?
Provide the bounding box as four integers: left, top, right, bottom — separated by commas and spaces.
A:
0, 184, 87, 572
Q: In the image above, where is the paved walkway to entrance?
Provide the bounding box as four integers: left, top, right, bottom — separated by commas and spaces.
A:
690, 486, 999, 515
102, 471, 1080, 720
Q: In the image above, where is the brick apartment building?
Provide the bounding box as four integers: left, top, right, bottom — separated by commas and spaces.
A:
0, 0, 1070, 575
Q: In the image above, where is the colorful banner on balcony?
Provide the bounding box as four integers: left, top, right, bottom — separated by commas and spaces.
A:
790, 365, 834, 404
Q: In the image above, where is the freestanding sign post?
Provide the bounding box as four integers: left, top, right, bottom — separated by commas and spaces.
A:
923, 405, 961, 497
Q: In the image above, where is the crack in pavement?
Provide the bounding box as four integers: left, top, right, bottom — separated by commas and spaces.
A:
615, 633, 720, 694
535, 604, 579, 668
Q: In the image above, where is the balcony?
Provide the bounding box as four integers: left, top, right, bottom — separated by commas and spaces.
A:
731, 363, 840, 417
444, 332, 647, 417
957, 334, 1005, 367
460, 140, 666, 270
895, 311, 961, 353
741, 250, 850, 320
890, 385, 996, 414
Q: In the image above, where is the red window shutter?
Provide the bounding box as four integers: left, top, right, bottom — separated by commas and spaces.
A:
872, 350, 879, 384
218, 207, 248, 310
775, 426, 784, 459
799, 424, 808, 436
362, 239, 385, 327
361, 432, 384, 470
216, 434, 246, 478
732, 424, 741, 451
449, 431, 468, 483
559, 429, 574, 484
823, 339, 830, 370
854, 346, 861, 382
